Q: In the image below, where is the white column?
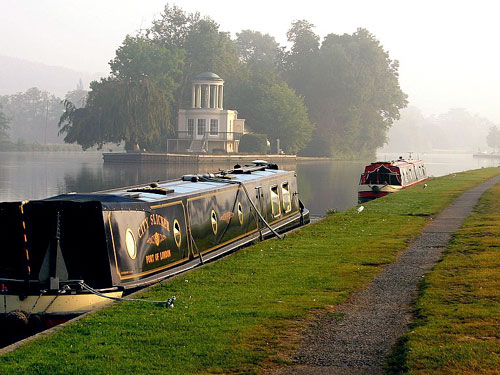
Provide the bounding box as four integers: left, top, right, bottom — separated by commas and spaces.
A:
214, 85, 219, 109
191, 84, 196, 108
219, 85, 223, 109
204, 85, 209, 108
196, 85, 202, 108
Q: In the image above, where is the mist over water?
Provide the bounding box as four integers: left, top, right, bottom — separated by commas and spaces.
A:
0, 152, 497, 216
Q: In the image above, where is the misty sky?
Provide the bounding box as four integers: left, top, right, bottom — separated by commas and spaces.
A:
1, 0, 500, 122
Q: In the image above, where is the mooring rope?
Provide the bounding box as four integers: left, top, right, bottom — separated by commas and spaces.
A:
197, 176, 284, 240
79, 282, 176, 308
27, 289, 47, 318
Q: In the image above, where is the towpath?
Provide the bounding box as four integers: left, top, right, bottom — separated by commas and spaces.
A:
270, 175, 500, 375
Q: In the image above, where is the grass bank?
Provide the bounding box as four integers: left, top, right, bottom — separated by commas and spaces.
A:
388, 178, 500, 375
1, 168, 499, 375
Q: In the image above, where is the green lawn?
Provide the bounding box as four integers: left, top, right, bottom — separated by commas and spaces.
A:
389, 177, 500, 375
1, 168, 498, 375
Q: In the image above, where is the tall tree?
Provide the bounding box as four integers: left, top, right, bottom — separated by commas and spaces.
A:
59, 77, 172, 150
65, 79, 88, 109
148, 5, 240, 109
487, 126, 500, 152
257, 82, 314, 153
235, 30, 282, 70
283, 20, 320, 97
382, 106, 434, 152
109, 35, 183, 95
289, 26, 407, 158
227, 29, 316, 153
60, 30, 184, 151
436, 108, 491, 151
0, 88, 63, 143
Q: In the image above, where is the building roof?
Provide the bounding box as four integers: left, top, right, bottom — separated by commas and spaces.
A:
193, 72, 223, 82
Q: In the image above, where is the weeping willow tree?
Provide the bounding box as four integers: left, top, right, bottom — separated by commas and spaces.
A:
59, 77, 172, 151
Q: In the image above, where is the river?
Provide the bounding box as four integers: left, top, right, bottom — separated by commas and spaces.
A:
0, 151, 497, 216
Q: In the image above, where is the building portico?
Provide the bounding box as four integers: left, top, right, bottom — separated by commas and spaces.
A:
168, 72, 244, 154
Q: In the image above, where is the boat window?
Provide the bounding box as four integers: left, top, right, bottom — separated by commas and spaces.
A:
125, 228, 137, 259
270, 185, 281, 217
211, 210, 218, 235
365, 165, 401, 185
173, 220, 182, 248
282, 182, 292, 213
237, 202, 244, 225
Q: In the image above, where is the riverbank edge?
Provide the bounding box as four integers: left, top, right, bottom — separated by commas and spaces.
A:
0, 168, 499, 375
102, 151, 334, 164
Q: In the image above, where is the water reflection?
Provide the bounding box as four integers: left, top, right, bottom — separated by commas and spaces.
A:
296, 161, 368, 214
0, 152, 498, 216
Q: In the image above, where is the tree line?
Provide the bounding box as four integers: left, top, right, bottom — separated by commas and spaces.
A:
55, 4, 408, 158
384, 106, 496, 152
0, 82, 87, 149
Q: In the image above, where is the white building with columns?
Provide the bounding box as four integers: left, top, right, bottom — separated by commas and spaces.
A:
168, 72, 245, 153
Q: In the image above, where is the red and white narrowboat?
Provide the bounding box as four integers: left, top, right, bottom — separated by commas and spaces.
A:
358, 157, 428, 203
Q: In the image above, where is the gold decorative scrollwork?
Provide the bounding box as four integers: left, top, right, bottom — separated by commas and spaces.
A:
147, 232, 167, 246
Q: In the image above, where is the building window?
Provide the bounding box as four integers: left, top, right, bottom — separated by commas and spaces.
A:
270, 185, 281, 218
187, 119, 194, 137
210, 119, 218, 135
197, 119, 206, 136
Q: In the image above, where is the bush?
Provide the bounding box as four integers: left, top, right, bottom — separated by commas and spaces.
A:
298, 136, 331, 157
239, 133, 269, 154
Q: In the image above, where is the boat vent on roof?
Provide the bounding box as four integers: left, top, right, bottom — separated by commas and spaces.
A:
126, 187, 174, 195
231, 165, 267, 174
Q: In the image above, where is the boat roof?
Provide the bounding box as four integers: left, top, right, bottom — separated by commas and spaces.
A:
45, 163, 293, 204
368, 159, 425, 169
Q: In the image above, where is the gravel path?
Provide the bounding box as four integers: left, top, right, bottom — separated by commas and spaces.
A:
270, 175, 500, 375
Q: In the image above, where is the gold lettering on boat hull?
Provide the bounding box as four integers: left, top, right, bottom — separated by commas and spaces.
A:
147, 232, 167, 246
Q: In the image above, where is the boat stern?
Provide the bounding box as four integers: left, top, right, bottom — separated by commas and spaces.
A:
0, 200, 116, 316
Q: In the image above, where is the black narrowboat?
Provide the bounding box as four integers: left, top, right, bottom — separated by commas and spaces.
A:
0, 161, 309, 322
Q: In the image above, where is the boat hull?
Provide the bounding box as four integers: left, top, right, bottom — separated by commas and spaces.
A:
0, 291, 123, 315
357, 184, 402, 202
